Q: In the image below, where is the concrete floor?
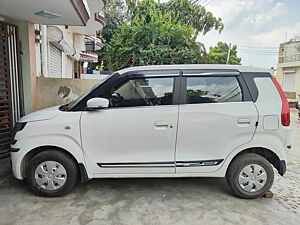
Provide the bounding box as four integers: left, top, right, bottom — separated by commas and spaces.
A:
288, 109, 300, 165
0, 158, 11, 182
0, 111, 300, 225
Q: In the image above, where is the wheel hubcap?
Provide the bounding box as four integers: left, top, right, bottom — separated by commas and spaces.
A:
238, 164, 267, 192
34, 161, 67, 191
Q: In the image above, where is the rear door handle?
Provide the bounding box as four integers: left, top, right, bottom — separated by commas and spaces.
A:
155, 121, 169, 127
238, 118, 251, 124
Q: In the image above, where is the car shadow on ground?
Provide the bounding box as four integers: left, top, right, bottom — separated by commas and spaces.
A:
0, 173, 234, 198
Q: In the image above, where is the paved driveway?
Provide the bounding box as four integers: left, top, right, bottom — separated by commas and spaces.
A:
0, 111, 299, 225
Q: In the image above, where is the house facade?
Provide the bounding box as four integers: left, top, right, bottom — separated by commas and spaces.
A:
34, 12, 106, 79
0, 0, 108, 158
276, 36, 300, 102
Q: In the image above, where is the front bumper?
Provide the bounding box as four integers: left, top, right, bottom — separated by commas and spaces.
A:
10, 149, 23, 180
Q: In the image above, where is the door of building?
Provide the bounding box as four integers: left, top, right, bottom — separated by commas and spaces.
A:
49, 43, 62, 78
0, 21, 24, 159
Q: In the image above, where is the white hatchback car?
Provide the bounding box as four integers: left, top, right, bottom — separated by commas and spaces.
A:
11, 65, 291, 198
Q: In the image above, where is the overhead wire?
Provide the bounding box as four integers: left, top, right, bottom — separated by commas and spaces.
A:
204, 0, 216, 7
237, 50, 300, 55
237, 45, 298, 49
192, 0, 210, 6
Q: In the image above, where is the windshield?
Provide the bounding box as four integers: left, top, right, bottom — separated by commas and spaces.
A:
66, 76, 110, 111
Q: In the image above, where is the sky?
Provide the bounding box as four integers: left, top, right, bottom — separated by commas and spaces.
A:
199, 0, 300, 69
161, 0, 300, 69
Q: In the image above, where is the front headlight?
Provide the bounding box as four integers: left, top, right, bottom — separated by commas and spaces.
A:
11, 122, 27, 144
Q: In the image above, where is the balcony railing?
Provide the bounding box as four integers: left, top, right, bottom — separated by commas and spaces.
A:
84, 35, 104, 52
95, 11, 106, 27
279, 54, 300, 63
80, 51, 98, 62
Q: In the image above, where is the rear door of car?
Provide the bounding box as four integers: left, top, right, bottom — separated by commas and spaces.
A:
175, 70, 258, 173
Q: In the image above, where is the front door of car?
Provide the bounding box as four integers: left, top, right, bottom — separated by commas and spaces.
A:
81, 74, 179, 174
175, 72, 258, 173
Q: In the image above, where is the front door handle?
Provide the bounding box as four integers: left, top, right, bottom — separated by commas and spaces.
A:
155, 121, 169, 127
238, 118, 251, 124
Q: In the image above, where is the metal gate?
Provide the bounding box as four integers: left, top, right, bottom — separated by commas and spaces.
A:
0, 22, 24, 159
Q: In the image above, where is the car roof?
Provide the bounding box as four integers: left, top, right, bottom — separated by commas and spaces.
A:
117, 64, 269, 75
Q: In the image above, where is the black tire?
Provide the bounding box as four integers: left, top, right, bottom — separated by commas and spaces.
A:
26, 150, 78, 197
226, 153, 274, 199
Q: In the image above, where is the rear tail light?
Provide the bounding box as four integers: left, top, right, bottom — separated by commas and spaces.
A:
272, 78, 290, 126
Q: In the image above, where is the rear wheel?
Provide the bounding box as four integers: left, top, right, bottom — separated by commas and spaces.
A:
226, 153, 274, 199
26, 150, 78, 197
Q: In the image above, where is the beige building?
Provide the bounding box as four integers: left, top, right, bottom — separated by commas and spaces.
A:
34, 8, 106, 79
276, 36, 300, 101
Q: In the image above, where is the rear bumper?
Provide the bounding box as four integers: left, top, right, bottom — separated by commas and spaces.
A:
279, 160, 286, 176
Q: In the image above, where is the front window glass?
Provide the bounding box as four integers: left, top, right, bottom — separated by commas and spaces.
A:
107, 77, 174, 107
186, 76, 242, 104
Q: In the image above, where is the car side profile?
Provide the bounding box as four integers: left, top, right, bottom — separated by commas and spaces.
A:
10, 64, 291, 198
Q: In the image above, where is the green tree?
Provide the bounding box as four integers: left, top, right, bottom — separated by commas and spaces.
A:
102, 0, 223, 43
105, 9, 207, 71
101, 0, 129, 43
127, 0, 223, 36
163, 0, 224, 36
207, 42, 241, 65
103, 0, 224, 70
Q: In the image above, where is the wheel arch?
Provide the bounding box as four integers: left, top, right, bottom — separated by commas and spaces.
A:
226, 147, 285, 176
20, 145, 89, 182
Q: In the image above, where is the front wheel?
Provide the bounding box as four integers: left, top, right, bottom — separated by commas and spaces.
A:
226, 153, 274, 199
26, 150, 78, 197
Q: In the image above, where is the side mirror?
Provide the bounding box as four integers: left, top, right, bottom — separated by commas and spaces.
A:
86, 97, 109, 110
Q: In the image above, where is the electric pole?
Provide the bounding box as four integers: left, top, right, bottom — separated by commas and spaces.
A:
226, 43, 231, 64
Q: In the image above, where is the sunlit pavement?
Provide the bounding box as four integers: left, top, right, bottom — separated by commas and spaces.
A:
0, 111, 299, 225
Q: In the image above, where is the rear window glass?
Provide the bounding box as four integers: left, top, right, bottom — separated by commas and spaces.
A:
186, 76, 243, 104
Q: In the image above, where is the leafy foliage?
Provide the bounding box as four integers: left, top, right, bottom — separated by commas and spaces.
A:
103, 0, 224, 70
105, 8, 207, 70
125, 0, 223, 37
101, 0, 129, 43
163, 0, 224, 36
207, 42, 241, 65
